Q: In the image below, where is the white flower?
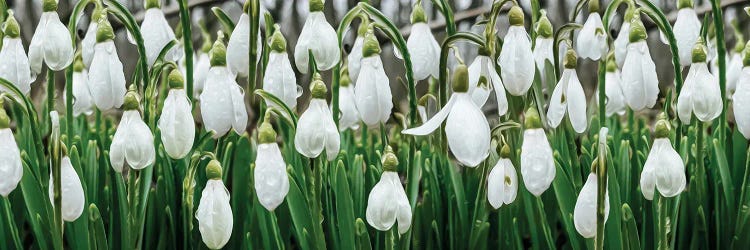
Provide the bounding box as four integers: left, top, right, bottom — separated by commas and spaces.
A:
727, 53, 743, 95
28, 11, 74, 74
0, 124, 22, 197
404, 22, 440, 80
294, 11, 340, 74
614, 22, 630, 68
355, 45, 392, 126
621, 40, 659, 110
263, 29, 299, 109
200, 66, 248, 138
48, 157, 85, 222
403, 66, 490, 167
467, 55, 507, 115
338, 84, 360, 131
0, 14, 33, 95
673, 8, 701, 67
521, 127, 555, 196
81, 22, 98, 68
88, 20, 127, 111
498, 25, 535, 96
110, 109, 156, 172
158, 82, 195, 159
603, 69, 626, 116
573, 173, 610, 238
547, 65, 587, 133
734, 67, 750, 139
254, 123, 289, 211
576, 13, 608, 60
366, 171, 412, 235
676, 62, 721, 123
193, 52, 210, 97
71, 66, 94, 116
140, 8, 182, 66
295, 77, 340, 160
641, 137, 685, 200
487, 157, 518, 209
197, 162, 233, 250
227, 13, 263, 77
348, 36, 364, 82
533, 37, 554, 79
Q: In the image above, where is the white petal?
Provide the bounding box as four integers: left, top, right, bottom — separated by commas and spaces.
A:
408, 23, 441, 80
366, 172, 399, 231
323, 105, 341, 161
196, 180, 233, 249
499, 26, 535, 96
566, 72, 588, 133
111, 111, 155, 171
0, 129, 23, 197
576, 13, 607, 60
347, 36, 364, 82
614, 22, 630, 68
640, 150, 657, 200
295, 99, 329, 158
547, 69, 570, 129
141, 9, 180, 66
574, 173, 609, 238
227, 14, 251, 76
487, 58, 509, 116
0, 37, 33, 95
28, 13, 48, 76
533, 38, 554, 72
691, 64, 722, 122
468, 56, 491, 107
488, 158, 517, 209
402, 94, 458, 136
727, 53, 743, 95
72, 70, 94, 116
673, 9, 701, 67
394, 177, 412, 235
651, 138, 686, 198
263, 51, 299, 109
521, 128, 555, 196
39, 12, 75, 71
254, 143, 289, 211
158, 89, 195, 159
229, 81, 248, 135
338, 85, 360, 130
49, 157, 85, 222
354, 56, 392, 126
82, 22, 98, 68
293, 12, 340, 73
445, 94, 490, 167
201, 66, 241, 137
89, 41, 126, 110
734, 67, 750, 139
193, 53, 211, 96
604, 71, 626, 116
621, 41, 659, 110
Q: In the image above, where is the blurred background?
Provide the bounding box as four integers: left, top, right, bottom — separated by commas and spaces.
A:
4, 0, 749, 121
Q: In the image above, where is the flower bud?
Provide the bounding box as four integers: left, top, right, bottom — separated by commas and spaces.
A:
73, 56, 85, 72
606, 53, 617, 72
96, 16, 115, 43
629, 15, 647, 43
258, 121, 277, 144
563, 48, 578, 69
358, 15, 370, 36
537, 12, 553, 38
206, 160, 223, 180
210, 33, 227, 67
269, 25, 287, 53
168, 69, 184, 89
411, 2, 426, 24
692, 38, 708, 63
145, 0, 161, 9
362, 28, 381, 58
43, 0, 57, 12
498, 144, 511, 158
382, 146, 399, 172
310, 0, 324, 12
588, 0, 599, 13
310, 74, 328, 99
452, 64, 469, 93
509, 6, 524, 26
678, 0, 693, 9
122, 86, 140, 111
3, 12, 20, 38
524, 107, 542, 129
654, 118, 671, 138
340, 65, 352, 87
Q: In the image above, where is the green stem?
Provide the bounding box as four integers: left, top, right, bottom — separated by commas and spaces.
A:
46, 70, 55, 131
177, 0, 194, 101
49, 110, 62, 245
656, 194, 669, 250
709, 0, 727, 142
2, 197, 23, 250
65, 67, 73, 145
432, 0, 456, 35
128, 170, 138, 249
247, 0, 260, 108
595, 129, 608, 249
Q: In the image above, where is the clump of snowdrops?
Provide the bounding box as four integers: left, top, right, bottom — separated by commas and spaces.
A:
0, 0, 749, 249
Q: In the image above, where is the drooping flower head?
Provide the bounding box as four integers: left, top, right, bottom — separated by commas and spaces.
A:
254, 120, 290, 211
733, 42, 750, 139
487, 144, 518, 209
573, 173, 610, 238
338, 66, 360, 130
355, 28, 393, 126
521, 107, 555, 196
227, 0, 263, 77
140, 0, 183, 66
533, 10, 554, 81
263, 25, 300, 109
602, 55, 626, 116
200, 33, 248, 138
727, 40, 745, 95
576, 0, 608, 61
547, 48, 588, 133
499, 6, 535, 96
614, 4, 636, 68
0, 102, 22, 197
294, 74, 340, 160
89, 13, 127, 111
70, 57, 94, 116
401, 0, 440, 81
640, 117, 685, 200
28, 0, 75, 75
110, 87, 156, 172
0, 11, 34, 95
294, 0, 340, 74
677, 39, 722, 123
158, 70, 195, 159
621, 14, 659, 111
672, 0, 701, 67
48, 146, 85, 222
193, 30, 213, 98
403, 64, 490, 167
82, 3, 105, 68
347, 15, 369, 83
196, 160, 233, 249
366, 146, 412, 235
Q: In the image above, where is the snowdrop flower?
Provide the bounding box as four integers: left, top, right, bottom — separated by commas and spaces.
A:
672, 0, 701, 67
294, 0, 340, 74
110, 89, 155, 172
48, 154, 85, 222
347, 16, 369, 83
88, 16, 127, 111
499, 6, 535, 96
71, 58, 94, 116
640, 119, 685, 200
602, 59, 626, 116
727, 47, 744, 95
196, 160, 233, 249
0, 105, 22, 197
576, 1, 608, 61
81, 5, 104, 68
139, 0, 182, 66
677, 40, 722, 123
158, 70, 195, 159
338, 67, 360, 130
487, 145, 518, 209
200, 36, 248, 138
621, 16, 659, 111
399, 1, 440, 81
355, 30, 393, 126
366, 147, 412, 235
533, 12, 554, 81
734, 45, 750, 139
573, 173, 610, 238
0, 12, 33, 95
614, 6, 635, 68
403, 64, 490, 167
521, 107, 555, 196
294, 74, 340, 160
547, 49, 588, 133
254, 121, 289, 211
28, 0, 74, 75
263, 27, 299, 109
226, 1, 263, 77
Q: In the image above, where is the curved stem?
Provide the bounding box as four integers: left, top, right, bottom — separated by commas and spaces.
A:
431, 0, 456, 35
333, 7, 364, 127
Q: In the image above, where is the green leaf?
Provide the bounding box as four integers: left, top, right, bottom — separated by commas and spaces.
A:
212, 7, 236, 35
332, 161, 356, 249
